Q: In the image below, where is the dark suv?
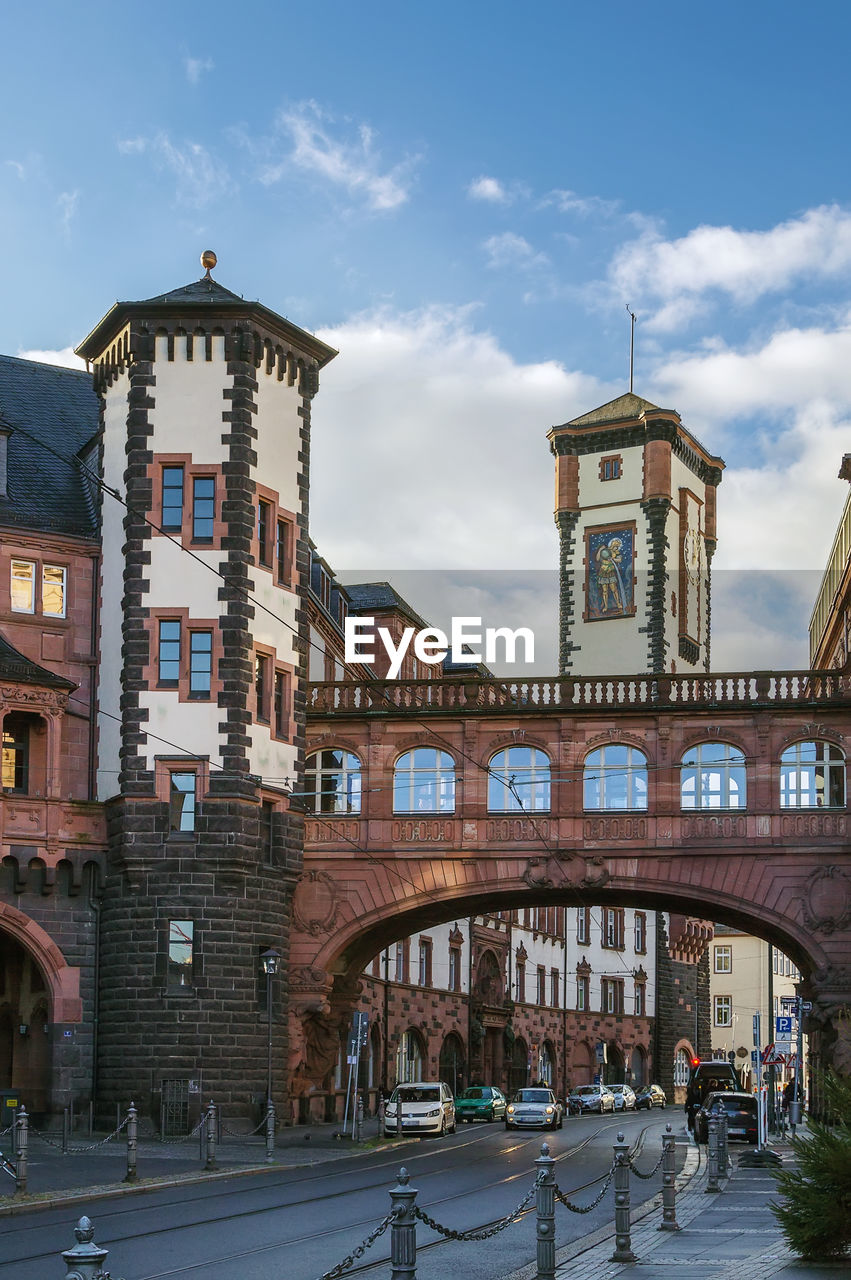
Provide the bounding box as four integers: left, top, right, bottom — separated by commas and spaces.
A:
684, 1060, 740, 1131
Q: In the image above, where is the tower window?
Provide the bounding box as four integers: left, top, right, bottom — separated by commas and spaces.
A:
169, 772, 197, 832
162, 466, 184, 530
189, 631, 212, 699
258, 500, 272, 566
158, 620, 181, 685
599, 454, 622, 481
167, 920, 194, 988
192, 476, 216, 541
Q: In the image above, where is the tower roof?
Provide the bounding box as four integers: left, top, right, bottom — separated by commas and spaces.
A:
562, 392, 662, 429
76, 265, 337, 368
0, 630, 76, 690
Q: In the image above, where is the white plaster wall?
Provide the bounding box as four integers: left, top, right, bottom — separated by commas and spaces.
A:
96, 370, 130, 800
566, 906, 657, 1017
253, 366, 303, 516
252, 577, 299, 666
248, 725, 298, 789
138, 693, 222, 771
149, 337, 229, 461
569, 501, 650, 675
147, 540, 224, 615
309, 627, 326, 682
577, 445, 644, 509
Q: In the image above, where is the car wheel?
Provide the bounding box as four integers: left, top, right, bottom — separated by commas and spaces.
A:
489, 1108, 495, 1122
504, 1121, 512, 1130
557, 1113, 563, 1130
440, 1117, 447, 1137
450, 1118, 456, 1134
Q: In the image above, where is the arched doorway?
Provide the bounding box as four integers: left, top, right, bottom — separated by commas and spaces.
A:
439, 1032, 466, 1096
396, 1028, 425, 1084
538, 1040, 555, 1088
673, 1044, 693, 1102
510, 1036, 529, 1094
630, 1045, 646, 1088
0, 930, 52, 1113
606, 1042, 625, 1085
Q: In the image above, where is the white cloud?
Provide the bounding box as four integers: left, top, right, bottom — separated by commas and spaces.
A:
610, 205, 851, 331
483, 231, 549, 270
185, 55, 214, 85
546, 189, 620, 219
312, 305, 606, 569
260, 102, 417, 212
468, 175, 510, 204
58, 189, 79, 234
17, 347, 86, 369
117, 133, 231, 208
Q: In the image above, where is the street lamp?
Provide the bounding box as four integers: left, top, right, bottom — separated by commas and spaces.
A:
260, 949, 281, 1105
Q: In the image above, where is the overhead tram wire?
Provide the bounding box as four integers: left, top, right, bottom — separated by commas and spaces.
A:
23, 420, 694, 973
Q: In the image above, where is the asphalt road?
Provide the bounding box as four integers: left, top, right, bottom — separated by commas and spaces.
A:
1, 1109, 684, 1280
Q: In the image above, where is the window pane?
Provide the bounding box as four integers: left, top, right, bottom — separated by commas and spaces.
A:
168, 920, 194, 986
170, 772, 196, 831
189, 632, 212, 697
158, 620, 181, 683
162, 466, 184, 530
10, 560, 35, 613
192, 476, 215, 539
42, 565, 66, 617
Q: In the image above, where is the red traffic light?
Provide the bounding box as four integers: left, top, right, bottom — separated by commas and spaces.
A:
691, 1057, 701, 1068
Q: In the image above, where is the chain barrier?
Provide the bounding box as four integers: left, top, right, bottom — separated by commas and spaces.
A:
413, 1175, 539, 1241
136, 1117, 206, 1145
554, 1163, 616, 1214
0, 1125, 11, 1138
628, 1148, 666, 1180
312, 1211, 394, 1280
28, 1114, 130, 1153
219, 1115, 267, 1138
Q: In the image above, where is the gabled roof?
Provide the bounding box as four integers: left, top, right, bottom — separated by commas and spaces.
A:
344, 582, 429, 631
76, 271, 337, 368
563, 392, 661, 429
0, 355, 99, 539
0, 631, 76, 690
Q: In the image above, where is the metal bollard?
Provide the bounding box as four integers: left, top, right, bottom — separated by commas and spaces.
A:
62, 1216, 111, 1280
204, 1100, 217, 1171
610, 1131, 636, 1263
124, 1102, 138, 1183
389, 1166, 418, 1280
535, 1141, 556, 1280
706, 1107, 721, 1192
718, 1109, 728, 1177
658, 1123, 680, 1231
63, 1107, 69, 1154
265, 1099, 275, 1163
356, 1092, 364, 1143
14, 1106, 28, 1196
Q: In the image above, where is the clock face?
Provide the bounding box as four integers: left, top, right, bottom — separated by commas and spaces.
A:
684, 528, 702, 583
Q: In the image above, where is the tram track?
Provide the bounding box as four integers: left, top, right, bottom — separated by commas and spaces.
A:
0, 1116, 660, 1278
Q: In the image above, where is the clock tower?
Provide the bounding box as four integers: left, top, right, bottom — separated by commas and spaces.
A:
548, 393, 724, 676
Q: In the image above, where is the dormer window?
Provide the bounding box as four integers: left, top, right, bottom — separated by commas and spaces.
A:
599, 454, 622, 481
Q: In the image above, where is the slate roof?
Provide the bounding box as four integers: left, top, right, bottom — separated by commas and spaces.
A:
563, 392, 661, 428
0, 355, 99, 539
344, 582, 430, 631
0, 631, 76, 690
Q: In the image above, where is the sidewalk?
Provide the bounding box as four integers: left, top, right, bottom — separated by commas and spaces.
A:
536, 1135, 846, 1280
0, 1114, 391, 1211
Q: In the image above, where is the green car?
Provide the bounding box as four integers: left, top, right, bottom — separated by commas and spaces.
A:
455, 1085, 507, 1122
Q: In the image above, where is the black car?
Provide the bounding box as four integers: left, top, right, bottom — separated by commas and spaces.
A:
635, 1084, 666, 1110
685, 1060, 740, 1130
694, 1091, 758, 1144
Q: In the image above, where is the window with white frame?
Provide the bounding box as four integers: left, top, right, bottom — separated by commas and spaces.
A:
780, 741, 845, 809
304, 750, 362, 814
583, 744, 648, 810
674, 1047, 691, 1087
602, 978, 624, 1015
681, 742, 746, 809
714, 945, 732, 973
487, 746, 551, 812
713, 995, 733, 1026
393, 748, 455, 812
10, 560, 35, 612
634, 912, 646, 953
577, 906, 590, 945
576, 973, 589, 1011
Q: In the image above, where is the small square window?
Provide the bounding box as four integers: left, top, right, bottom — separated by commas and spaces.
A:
599, 455, 623, 482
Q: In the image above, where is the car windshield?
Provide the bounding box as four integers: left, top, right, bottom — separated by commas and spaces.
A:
514, 1089, 552, 1103
575, 1086, 598, 1095
610, 1085, 624, 1092
461, 1088, 489, 1099
394, 1087, 440, 1103
711, 1095, 756, 1114
698, 1078, 735, 1094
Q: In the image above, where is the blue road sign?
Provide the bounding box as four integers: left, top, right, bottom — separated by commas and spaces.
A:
775, 1016, 793, 1037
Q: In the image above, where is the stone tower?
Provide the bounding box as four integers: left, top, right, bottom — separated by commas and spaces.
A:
76, 257, 335, 1121
548, 393, 724, 676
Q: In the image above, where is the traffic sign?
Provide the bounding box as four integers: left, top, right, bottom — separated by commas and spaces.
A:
753, 1012, 761, 1048
780, 997, 797, 1011
750, 1049, 759, 1069
760, 1043, 775, 1064
775, 1016, 793, 1037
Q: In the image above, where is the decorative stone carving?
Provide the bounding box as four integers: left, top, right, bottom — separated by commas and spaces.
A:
523, 854, 609, 891
802, 866, 851, 934
292, 869, 339, 937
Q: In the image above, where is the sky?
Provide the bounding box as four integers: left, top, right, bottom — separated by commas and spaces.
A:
3, 2, 851, 669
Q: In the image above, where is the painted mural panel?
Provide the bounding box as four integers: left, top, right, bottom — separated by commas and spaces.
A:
584, 522, 637, 621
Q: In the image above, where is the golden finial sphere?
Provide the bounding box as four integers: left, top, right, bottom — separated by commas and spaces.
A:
201, 249, 217, 273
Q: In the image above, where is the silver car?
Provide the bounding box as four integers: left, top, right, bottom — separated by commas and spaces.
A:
609, 1084, 637, 1111
568, 1083, 616, 1114
505, 1087, 563, 1130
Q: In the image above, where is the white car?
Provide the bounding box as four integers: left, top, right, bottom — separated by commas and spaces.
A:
384, 1081, 456, 1136
609, 1084, 637, 1111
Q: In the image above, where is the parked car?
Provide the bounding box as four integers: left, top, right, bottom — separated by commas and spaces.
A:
505, 1087, 563, 1130
685, 1060, 740, 1130
694, 1091, 758, 1144
609, 1084, 637, 1111
384, 1082, 456, 1137
455, 1085, 507, 1123
566, 1084, 616, 1114
634, 1084, 667, 1110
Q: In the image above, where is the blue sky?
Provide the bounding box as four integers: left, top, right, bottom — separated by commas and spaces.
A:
4, 2, 851, 666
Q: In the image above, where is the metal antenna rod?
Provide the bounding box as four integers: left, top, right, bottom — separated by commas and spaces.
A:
626, 304, 637, 393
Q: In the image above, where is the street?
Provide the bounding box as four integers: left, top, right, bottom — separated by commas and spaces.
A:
0, 1110, 683, 1280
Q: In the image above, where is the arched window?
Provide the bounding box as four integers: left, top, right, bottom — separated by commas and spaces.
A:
780, 741, 845, 809
393, 748, 455, 813
487, 746, 550, 812
673, 1047, 691, 1088
584, 744, 648, 810
681, 742, 746, 810
397, 1028, 425, 1084
304, 750, 362, 814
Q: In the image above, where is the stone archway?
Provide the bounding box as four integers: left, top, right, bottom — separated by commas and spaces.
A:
606, 1042, 625, 1086
630, 1044, 647, 1088
439, 1032, 466, 1096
